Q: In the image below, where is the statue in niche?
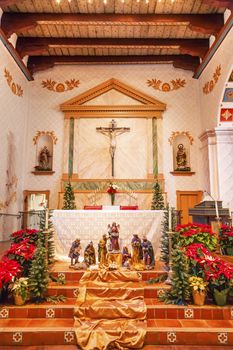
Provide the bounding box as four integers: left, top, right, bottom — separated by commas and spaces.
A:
175, 144, 190, 171
108, 222, 120, 252
37, 146, 51, 170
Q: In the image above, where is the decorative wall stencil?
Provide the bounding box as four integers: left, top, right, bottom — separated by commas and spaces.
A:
33, 131, 58, 145
168, 131, 194, 145
220, 108, 233, 122
203, 65, 221, 94
147, 78, 186, 92
4, 68, 23, 97
41, 78, 80, 93
223, 88, 233, 102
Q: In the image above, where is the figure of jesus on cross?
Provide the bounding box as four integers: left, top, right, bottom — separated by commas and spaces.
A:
96, 119, 130, 177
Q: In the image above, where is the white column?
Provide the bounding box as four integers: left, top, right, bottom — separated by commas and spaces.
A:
73, 118, 79, 176
199, 130, 219, 200
215, 127, 233, 211
147, 118, 153, 178
62, 118, 70, 175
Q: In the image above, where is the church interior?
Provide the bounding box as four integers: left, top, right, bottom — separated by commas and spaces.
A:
0, 0, 233, 348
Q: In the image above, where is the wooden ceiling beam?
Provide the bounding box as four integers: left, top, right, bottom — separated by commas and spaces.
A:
1, 13, 224, 38
0, 0, 21, 6
16, 37, 209, 58
202, 0, 233, 10
27, 54, 200, 75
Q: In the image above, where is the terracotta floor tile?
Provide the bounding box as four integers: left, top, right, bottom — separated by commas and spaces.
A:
147, 319, 157, 327
205, 319, 233, 328
179, 319, 209, 328
155, 319, 182, 328
166, 309, 178, 319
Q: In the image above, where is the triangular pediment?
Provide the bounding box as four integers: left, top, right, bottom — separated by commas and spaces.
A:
60, 78, 166, 110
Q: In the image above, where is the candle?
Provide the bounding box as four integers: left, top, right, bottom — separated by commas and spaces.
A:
215, 200, 219, 220
45, 209, 49, 230
168, 206, 172, 231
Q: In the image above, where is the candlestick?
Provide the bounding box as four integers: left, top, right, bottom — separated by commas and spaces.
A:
168, 207, 172, 231
215, 200, 219, 219
45, 209, 49, 230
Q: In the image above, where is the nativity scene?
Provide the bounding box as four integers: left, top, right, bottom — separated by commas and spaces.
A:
0, 0, 233, 348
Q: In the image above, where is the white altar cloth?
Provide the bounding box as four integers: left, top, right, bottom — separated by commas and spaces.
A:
52, 210, 164, 261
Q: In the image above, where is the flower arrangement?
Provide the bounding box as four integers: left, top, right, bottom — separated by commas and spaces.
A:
220, 225, 233, 255
175, 223, 217, 251
107, 183, 118, 205
107, 183, 118, 194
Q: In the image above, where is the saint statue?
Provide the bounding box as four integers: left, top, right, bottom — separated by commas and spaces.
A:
68, 238, 81, 266
84, 241, 96, 267
98, 234, 108, 266
108, 222, 120, 252
176, 144, 187, 169
131, 234, 143, 265
39, 146, 50, 170
141, 235, 155, 269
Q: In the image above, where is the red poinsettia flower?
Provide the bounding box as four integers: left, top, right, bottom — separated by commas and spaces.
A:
5, 238, 36, 261
0, 257, 22, 288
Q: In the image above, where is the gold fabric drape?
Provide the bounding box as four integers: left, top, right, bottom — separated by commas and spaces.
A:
74, 270, 147, 350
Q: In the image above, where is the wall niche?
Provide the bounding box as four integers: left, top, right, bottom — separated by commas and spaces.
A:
168, 131, 195, 176
32, 131, 57, 175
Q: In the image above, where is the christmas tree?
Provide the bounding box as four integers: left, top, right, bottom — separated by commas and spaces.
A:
160, 206, 177, 264
151, 182, 165, 210
63, 182, 76, 210
28, 238, 49, 302
162, 246, 190, 305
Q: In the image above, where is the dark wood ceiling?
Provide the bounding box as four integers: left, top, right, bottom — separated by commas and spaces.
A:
0, 0, 232, 75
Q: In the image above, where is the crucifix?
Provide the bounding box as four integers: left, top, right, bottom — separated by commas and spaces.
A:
96, 119, 130, 177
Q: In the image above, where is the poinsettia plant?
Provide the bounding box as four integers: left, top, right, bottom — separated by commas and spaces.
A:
219, 225, 233, 254
175, 223, 217, 251
5, 238, 36, 275
185, 243, 233, 292
0, 257, 22, 289
10, 228, 39, 244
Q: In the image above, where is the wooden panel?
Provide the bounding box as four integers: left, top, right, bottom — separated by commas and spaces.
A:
176, 190, 203, 224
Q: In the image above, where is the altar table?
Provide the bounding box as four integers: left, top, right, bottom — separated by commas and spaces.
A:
52, 210, 164, 260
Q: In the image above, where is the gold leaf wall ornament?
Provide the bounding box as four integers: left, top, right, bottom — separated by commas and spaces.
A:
33, 131, 58, 145
147, 78, 186, 92
4, 68, 23, 97
203, 65, 221, 95
41, 78, 80, 93
168, 131, 194, 145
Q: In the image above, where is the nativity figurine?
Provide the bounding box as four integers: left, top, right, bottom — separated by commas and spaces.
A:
141, 235, 155, 269
122, 246, 131, 269
84, 241, 96, 267
131, 234, 143, 265
108, 222, 120, 252
68, 238, 81, 266
98, 234, 108, 266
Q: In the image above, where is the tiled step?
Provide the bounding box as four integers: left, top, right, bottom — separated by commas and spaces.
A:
1, 319, 233, 346
47, 282, 169, 298
1, 300, 232, 320
51, 269, 165, 282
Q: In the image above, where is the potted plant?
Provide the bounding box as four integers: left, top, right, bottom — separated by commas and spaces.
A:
0, 258, 22, 302
189, 276, 208, 306
10, 277, 29, 306
220, 225, 233, 255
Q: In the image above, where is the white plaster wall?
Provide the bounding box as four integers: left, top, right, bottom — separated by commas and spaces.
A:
199, 27, 233, 130
0, 41, 29, 240
25, 63, 202, 208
